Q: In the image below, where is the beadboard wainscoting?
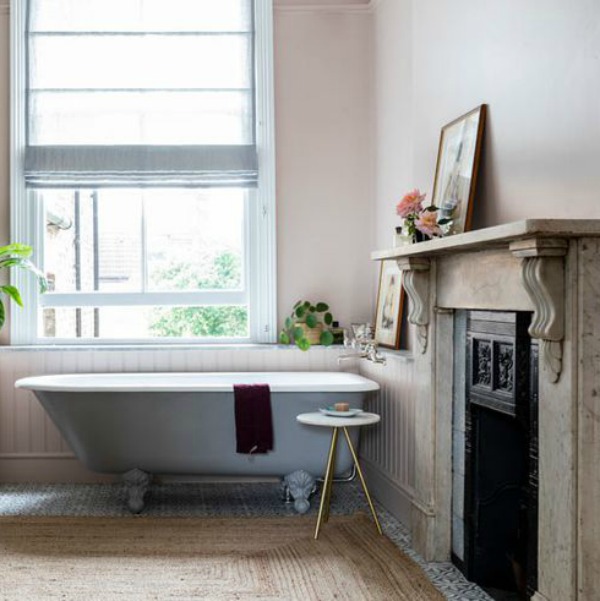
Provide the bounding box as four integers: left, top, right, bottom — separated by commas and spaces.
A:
359, 353, 416, 526
0, 346, 354, 483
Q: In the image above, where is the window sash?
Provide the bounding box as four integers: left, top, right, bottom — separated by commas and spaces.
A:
40, 291, 247, 308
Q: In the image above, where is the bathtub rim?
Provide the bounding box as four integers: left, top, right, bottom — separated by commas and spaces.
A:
15, 371, 380, 393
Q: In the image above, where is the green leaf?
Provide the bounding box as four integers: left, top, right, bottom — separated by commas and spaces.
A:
296, 337, 311, 351
309, 306, 316, 312
437, 218, 452, 225
0, 300, 5, 330
303, 301, 311, 308
279, 331, 291, 345
285, 316, 292, 329
305, 313, 318, 328
0, 243, 32, 258
0, 258, 28, 269
293, 300, 302, 309
295, 305, 306, 318
0, 285, 23, 307
423, 205, 438, 212
320, 330, 334, 346
324, 312, 333, 326
315, 302, 329, 312
293, 326, 304, 339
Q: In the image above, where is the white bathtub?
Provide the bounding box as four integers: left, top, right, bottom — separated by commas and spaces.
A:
16, 371, 380, 511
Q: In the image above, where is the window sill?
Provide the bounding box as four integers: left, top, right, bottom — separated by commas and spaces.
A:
0, 343, 349, 353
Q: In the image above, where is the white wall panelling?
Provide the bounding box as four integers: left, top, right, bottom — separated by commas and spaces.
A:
359, 354, 416, 525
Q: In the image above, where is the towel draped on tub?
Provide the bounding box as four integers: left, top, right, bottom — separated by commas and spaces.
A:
233, 384, 274, 454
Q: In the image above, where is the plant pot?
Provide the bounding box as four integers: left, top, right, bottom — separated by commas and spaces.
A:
296, 322, 324, 345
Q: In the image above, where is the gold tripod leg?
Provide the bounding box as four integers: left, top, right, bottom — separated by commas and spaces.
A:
314, 427, 339, 540
342, 427, 383, 535
322, 428, 338, 524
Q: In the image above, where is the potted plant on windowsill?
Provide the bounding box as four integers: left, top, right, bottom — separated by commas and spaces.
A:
0, 244, 47, 329
279, 300, 334, 351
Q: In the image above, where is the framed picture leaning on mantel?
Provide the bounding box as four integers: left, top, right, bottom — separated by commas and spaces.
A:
432, 104, 487, 235
374, 260, 404, 350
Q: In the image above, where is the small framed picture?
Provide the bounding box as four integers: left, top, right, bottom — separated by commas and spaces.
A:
432, 105, 486, 235
374, 260, 404, 349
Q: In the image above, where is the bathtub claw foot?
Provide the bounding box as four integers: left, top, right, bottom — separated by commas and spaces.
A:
123, 469, 151, 514
283, 470, 316, 514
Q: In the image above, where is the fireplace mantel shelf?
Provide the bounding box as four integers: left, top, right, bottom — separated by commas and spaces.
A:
371, 219, 600, 261
371, 219, 595, 383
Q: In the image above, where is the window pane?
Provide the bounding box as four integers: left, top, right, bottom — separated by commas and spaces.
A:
146, 189, 245, 292
44, 188, 245, 296
42, 306, 249, 339
44, 190, 143, 294
97, 192, 143, 292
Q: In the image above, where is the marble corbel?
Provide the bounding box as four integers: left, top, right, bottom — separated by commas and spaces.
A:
396, 257, 431, 354
510, 238, 568, 383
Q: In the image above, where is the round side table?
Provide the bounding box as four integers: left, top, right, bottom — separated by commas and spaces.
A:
296, 411, 382, 539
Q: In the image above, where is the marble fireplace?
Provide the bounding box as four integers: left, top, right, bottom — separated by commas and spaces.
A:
373, 220, 600, 601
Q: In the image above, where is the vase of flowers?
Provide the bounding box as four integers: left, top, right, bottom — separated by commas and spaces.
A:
395, 189, 449, 243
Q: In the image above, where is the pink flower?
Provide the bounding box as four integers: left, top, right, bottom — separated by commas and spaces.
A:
415, 210, 442, 238
396, 189, 426, 218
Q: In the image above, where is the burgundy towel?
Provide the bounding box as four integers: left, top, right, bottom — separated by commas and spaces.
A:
234, 384, 274, 454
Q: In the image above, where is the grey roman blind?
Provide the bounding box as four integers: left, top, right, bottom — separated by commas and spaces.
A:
25, 0, 257, 188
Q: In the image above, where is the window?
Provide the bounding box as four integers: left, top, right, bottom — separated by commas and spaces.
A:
11, 0, 275, 344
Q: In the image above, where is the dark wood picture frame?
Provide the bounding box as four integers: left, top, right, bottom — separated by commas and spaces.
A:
431, 104, 487, 235
374, 260, 404, 349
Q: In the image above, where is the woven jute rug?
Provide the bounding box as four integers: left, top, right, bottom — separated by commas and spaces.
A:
0, 513, 443, 600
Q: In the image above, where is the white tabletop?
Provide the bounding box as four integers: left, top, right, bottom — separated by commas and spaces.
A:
296, 412, 380, 428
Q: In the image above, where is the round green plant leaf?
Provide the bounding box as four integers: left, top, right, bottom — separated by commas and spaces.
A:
316, 302, 329, 312
279, 331, 290, 345
324, 312, 333, 325
295, 305, 306, 318
285, 317, 292, 329
320, 330, 334, 346
296, 337, 311, 351
305, 313, 318, 328
293, 326, 304, 339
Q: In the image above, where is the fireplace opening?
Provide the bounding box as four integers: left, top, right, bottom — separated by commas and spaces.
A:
452, 310, 538, 600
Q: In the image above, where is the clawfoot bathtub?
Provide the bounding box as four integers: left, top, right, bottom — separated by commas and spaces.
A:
16, 371, 379, 513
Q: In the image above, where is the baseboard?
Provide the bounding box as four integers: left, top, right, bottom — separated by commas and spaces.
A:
0, 457, 117, 483
361, 458, 414, 527
531, 593, 549, 601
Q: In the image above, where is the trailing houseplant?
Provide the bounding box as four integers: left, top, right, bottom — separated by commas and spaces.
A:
0, 243, 47, 329
279, 300, 334, 351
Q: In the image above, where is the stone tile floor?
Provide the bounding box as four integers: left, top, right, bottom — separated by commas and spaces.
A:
0, 480, 493, 601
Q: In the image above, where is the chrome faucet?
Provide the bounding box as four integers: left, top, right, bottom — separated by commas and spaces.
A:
337, 341, 386, 365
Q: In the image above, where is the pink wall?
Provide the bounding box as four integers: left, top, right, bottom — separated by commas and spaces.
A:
274, 7, 374, 327
374, 0, 600, 250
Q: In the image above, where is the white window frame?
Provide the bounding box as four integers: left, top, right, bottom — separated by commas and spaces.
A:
10, 0, 276, 345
